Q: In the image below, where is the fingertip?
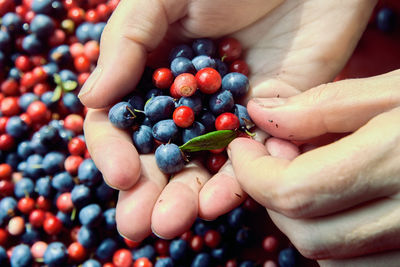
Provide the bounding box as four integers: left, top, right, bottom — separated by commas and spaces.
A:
266, 137, 300, 160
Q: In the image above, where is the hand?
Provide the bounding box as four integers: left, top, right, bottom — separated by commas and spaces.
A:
229, 69, 400, 266
80, 0, 376, 241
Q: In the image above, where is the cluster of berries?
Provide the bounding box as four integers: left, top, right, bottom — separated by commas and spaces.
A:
108, 37, 253, 175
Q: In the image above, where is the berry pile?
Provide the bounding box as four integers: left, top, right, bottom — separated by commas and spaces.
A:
0, 0, 302, 266
108, 38, 253, 174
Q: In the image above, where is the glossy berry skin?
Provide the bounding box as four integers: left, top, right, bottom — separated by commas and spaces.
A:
229, 59, 249, 76
96, 238, 118, 262
43, 216, 63, 235
134, 257, 153, 267
218, 37, 242, 62
27, 100, 48, 122
62, 92, 83, 113
30, 14, 55, 37
11, 244, 33, 267
278, 247, 297, 267
133, 125, 154, 154
196, 67, 222, 94
170, 57, 195, 76
215, 113, 240, 130
29, 209, 46, 228
71, 184, 91, 208
169, 239, 188, 261
153, 68, 174, 89
2, 12, 23, 34
68, 241, 87, 262
192, 55, 216, 71
103, 208, 116, 230
263, 235, 279, 253
83, 259, 102, 267
31, 0, 53, 14
144, 96, 175, 122
56, 192, 74, 212
113, 248, 132, 267
155, 257, 174, 267
43, 242, 68, 267
182, 121, 206, 144
191, 252, 212, 267
78, 226, 98, 248
377, 7, 397, 32
192, 38, 215, 56
78, 158, 102, 187
34, 176, 52, 197
51, 171, 74, 192
132, 244, 155, 261
169, 44, 194, 61
190, 235, 204, 252
173, 73, 197, 97
108, 101, 138, 129
173, 106, 195, 128
227, 207, 245, 228
233, 104, 251, 127
152, 119, 180, 143
209, 90, 234, 116
17, 197, 35, 214
155, 143, 184, 174
177, 93, 203, 115
127, 94, 145, 111
79, 203, 102, 227
42, 151, 65, 174
0, 163, 12, 180
206, 152, 227, 174
14, 177, 34, 198
221, 72, 249, 99
6, 116, 29, 138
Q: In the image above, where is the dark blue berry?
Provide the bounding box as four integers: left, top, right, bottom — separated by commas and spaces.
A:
71, 184, 91, 208
0, 30, 11, 51
227, 207, 245, 228
155, 143, 184, 174
145, 88, 164, 100
6, 116, 29, 138
192, 55, 215, 71
62, 92, 83, 113
95, 181, 115, 202
31, 0, 53, 14
0, 246, 8, 265
21, 224, 40, 245
103, 208, 116, 230
239, 260, 255, 267
144, 95, 175, 122
14, 178, 34, 198
42, 151, 65, 174
56, 211, 73, 227
83, 259, 102, 267
133, 125, 154, 154
155, 257, 174, 267
59, 69, 78, 82
234, 104, 251, 127
182, 121, 206, 144
43, 242, 68, 267
377, 7, 397, 33
133, 244, 156, 261
192, 38, 215, 56
221, 72, 249, 99
11, 244, 32, 267
169, 44, 194, 61
51, 171, 74, 192
17, 141, 33, 159
30, 14, 55, 37
278, 247, 298, 267
108, 101, 138, 129
35, 176, 53, 197
127, 94, 145, 110
79, 203, 103, 227
78, 226, 98, 248
76, 22, 94, 43
90, 22, 106, 42
152, 119, 180, 143
1, 12, 23, 34
169, 239, 188, 261
18, 93, 39, 111
78, 159, 102, 187
171, 57, 195, 76
49, 45, 71, 65
22, 34, 44, 54
177, 92, 203, 115
95, 238, 118, 262
208, 90, 234, 115
199, 111, 216, 132
191, 252, 212, 267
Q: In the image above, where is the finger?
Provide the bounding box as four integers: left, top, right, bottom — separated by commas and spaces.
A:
229, 106, 400, 218
268, 195, 400, 260
319, 250, 400, 267
78, 0, 188, 108
116, 155, 167, 241
247, 70, 400, 140
84, 108, 140, 190
151, 161, 211, 239
198, 160, 246, 221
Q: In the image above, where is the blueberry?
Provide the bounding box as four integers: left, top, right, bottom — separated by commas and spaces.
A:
19, 92, 39, 111
78, 226, 98, 248
169, 44, 194, 61
6, 152, 21, 170
191, 252, 212, 267
6, 116, 29, 138
133, 125, 154, 154
51, 171, 74, 192
2, 12, 23, 34
0, 30, 11, 51
42, 62, 59, 76
182, 121, 206, 144
90, 22, 106, 42
0, 197, 17, 218
234, 104, 251, 127
199, 111, 216, 132
169, 239, 188, 261
95, 238, 118, 262
31, 0, 53, 14
9, 67, 22, 80
155, 143, 185, 174
177, 93, 203, 115
192, 55, 216, 71
62, 92, 83, 113
0, 51, 4, 68
30, 14, 55, 37
49, 44, 71, 65
56, 210, 73, 227
42, 151, 65, 174
43, 242, 68, 267
38, 125, 61, 148
95, 181, 115, 202
79, 203, 103, 227
239, 261, 255, 267
221, 72, 249, 99
14, 178, 35, 198
108, 101, 138, 129
22, 34, 44, 54
78, 159, 102, 187
227, 207, 245, 228
145, 88, 164, 100
133, 244, 156, 261
171, 57, 195, 76
83, 259, 102, 267
11, 244, 32, 267
215, 59, 228, 77
59, 69, 78, 82
35, 176, 53, 197
21, 224, 40, 245
127, 94, 145, 110
192, 38, 215, 56
76, 22, 94, 43
208, 90, 234, 115
58, 128, 74, 147
210, 244, 229, 262
16, 140, 34, 160
155, 257, 174, 267
235, 227, 253, 245
144, 95, 175, 122
193, 219, 210, 236
152, 119, 180, 143
71, 184, 91, 208
103, 208, 116, 230
0, 246, 7, 265
51, 1, 66, 17
25, 154, 44, 178
377, 7, 397, 32
278, 247, 298, 267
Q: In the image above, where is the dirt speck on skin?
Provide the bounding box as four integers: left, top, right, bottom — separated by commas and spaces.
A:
235, 193, 242, 198
268, 119, 273, 123
275, 124, 279, 128
158, 199, 163, 203
196, 177, 202, 186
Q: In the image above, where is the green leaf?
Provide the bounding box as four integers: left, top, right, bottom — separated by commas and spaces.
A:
51, 85, 63, 102
179, 130, 238, 152
53, 73, 62, 85
62, 80, 78, 92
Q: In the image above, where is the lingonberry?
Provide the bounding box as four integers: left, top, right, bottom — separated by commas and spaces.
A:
17, 197, 35, 214
206, 152, 227, 174
195, 67, 222, 94
215, 112, 240, 130
43, 215, 63, 235
56, 192, 74, 213
1, 79, 19, 96
64, 155, 84, 175
113, 248, 132, 267
204, 229, 221, 248
229, 59, 249, 76
68, 136, 86, 155
190, 235, 204, 252
173, 73, 197, 97
27, 100, 48, 122
153, 68, 174, 89
74, 55, 91, 73
0, 133, 15, 151
1, 96, 20, 116
0, 163, 12, 181
15, 55, 32, 71
68, 241, 87, 262
134, 257, 153, 267
173, 106, 195, 128
218, 37, 242, 62
29, 209, 46, 228
263, 235, 279, 253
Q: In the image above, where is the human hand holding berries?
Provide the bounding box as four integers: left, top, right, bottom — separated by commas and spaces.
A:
80, 0, 376, 243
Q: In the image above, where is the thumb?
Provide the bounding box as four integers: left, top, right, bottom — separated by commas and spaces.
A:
78, 0, 187, 108
247, 70, 400, 140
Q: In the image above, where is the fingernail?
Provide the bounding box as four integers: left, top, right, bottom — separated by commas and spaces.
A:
252, 97, 287, 108
78, 66, 102, 99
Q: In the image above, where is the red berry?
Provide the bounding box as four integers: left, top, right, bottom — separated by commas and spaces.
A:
173, 73, 197, 97
31, 241, 48, 259
124, 238, 141, 249
190, 235, 204, 252
169, 82, 180, 99
1, 79, 19, 96
96, 3, 110, 20
206, 152, 227, 174
68, 137, 86, 155
113, 248, 132, 267
68, 7, 85, 24
64, 114, 84, 134
133, 257, 153, 267
78, 72, 90, 86
215, 113, 240, 130
0, 134, 15, 151
218, 37, 242, 62
15, 55, 32, 71
172, 106, 195, 128
16, 5, 28, 18
74, 55, 91, 73
20, 72, 36, 88
17, 197, 35, 214
48, 29, 66, 47
43, 216, 63, 235
154, 239, 169, 256
56, 192, 74, 213
84, 40, 100, 62
204, 229, 221, 248
225, 259, 238, 267
70, 42, 84, 58
31, 55, 46, 67
1, 97, 20, 116
36, 196, 51, 211
29, 209, 46, 228
64, 155, 83, 175
0, 180, 14, 197
262, 235, 279, 253
229, 59, 249, 76
33, 83, 50, 96
85, 9, 99, 22
27, 101, 48, 122
195, 68, 222, 94
32, 66, 47, 83
104, 263, 116, 267
0, 0, 15, 16
0, 117, 7, 133
70, 226, 80, 242
0, 163, 12, 181
68, 242, 87, 262
8, 216, 25, 236
0, 228, 8, 246
153, 68, 174, 89
180, 230, 193, 242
